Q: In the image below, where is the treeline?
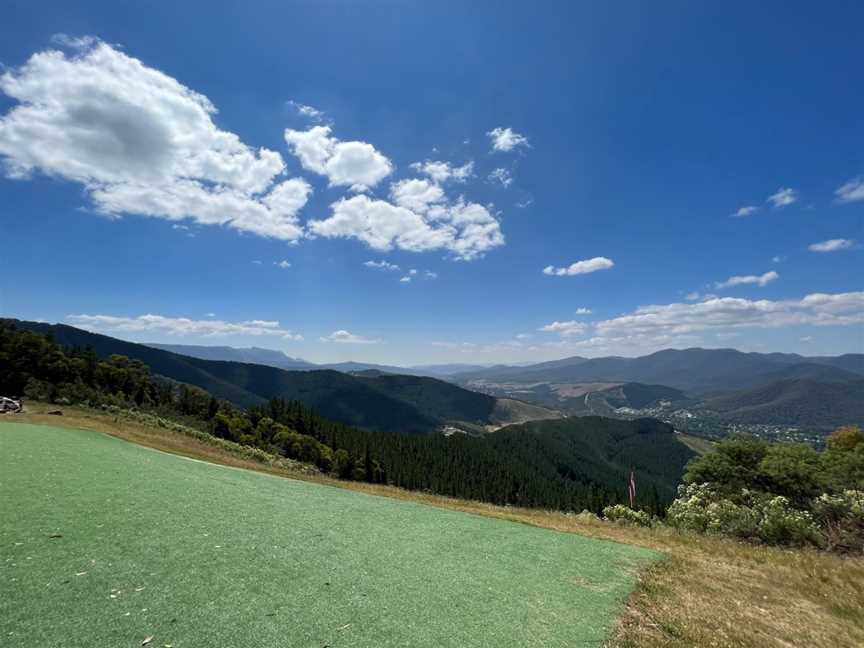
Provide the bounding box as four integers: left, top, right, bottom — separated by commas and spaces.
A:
1, 323, 679, 514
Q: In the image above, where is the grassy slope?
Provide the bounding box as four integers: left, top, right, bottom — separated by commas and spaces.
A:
5, 406, 864, 648
0, 419, 655, 648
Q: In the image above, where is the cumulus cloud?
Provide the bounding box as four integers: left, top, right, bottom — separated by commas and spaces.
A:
539, 321, 588, 337
835, 177, 864, 203
488, 167, 513, 187
767, 187, 798, 208
732, 205, 759, 217
538, 292, 864, 354
66, 313, 303, 339
287, 100, 325, 122
319, 330, 380, 344
593, 292, 864, 338
399, 276, 411, 283
575, 308, 592, 315
364, 260, 400, 271
424, 270, 438, 280
274, 260, 291, 268
409, 160, 473, 184
0, 39, 310, 240
389, 178, 445, 213
487, 127, 529, 152
307, 194, 504, 261
714, 271, 778, 289
283, 125, 392, 191
808, 238, 856, 252
543, 257, 614, 277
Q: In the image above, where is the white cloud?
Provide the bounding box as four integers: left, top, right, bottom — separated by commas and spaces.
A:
715, 271, 778, 289
835, 177, 864, 204
389, 178, 445, 213
364, 259, 400, 271
732, 205, 759, 217
409, 160, 473, 184
767, 187, 798, 208
487, 127, 529, 152
592, 292, 864, 338
283, 125, 392, 191
424, 270, 438, 280
206, 312, 216, 317
399, 276, 411, 283
488, 167, 513, 187
408, 269, 418, 276
537, 292, 864, 354
0, 39, 310, 241
274, 260, 291, 268
808, 238, 856, 253
66, 313, 303, 340
287, 100, 325, 122
50, 34, 99, 49
252, 260, 263, 265
772, 255, 785, 264
800, 336, 813, 342
515, 333, 532, 340
684, 292, 701, 301
543, 257, 614, 277
319, 330, 380, 344
574, 307, 592, 315
516, 198, 534, 209
307, 194, 504, 261
539, 320, 588, 337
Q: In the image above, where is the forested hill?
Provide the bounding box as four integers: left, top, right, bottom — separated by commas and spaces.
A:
269, 406, 695, 512
6, 320, 496, 435
704, 378, 864, 427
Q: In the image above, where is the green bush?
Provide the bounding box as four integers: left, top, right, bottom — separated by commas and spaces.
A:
755, 495, 822, 547
602, 504, 652, 527
667, 483, 822, 547
811, 490, 864, 552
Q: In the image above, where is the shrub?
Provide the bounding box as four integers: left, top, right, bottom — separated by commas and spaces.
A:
812, 490, 864, 552
665, 483, 716, 533
704, 497, 760, 539
602, 504, 652, 527
755, 495, 822, 547
571, 509, 599, 524
667, 484, 822, 547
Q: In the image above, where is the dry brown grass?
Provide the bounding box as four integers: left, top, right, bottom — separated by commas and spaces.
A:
9, 404, 864, 648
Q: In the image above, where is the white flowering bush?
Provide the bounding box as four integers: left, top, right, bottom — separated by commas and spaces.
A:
665, 483, 715, 533
755, 495, 822, 547
812, 490, 864, 552
667, 483, 822, 547
602, 504, 653, 527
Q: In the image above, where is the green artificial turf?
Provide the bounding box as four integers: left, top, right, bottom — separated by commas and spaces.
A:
0, 422, 658, 647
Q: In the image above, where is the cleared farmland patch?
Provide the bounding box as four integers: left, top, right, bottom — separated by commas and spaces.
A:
0, 422, 657, 647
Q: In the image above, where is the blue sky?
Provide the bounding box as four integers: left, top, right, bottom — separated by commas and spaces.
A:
1, 1, 862, 365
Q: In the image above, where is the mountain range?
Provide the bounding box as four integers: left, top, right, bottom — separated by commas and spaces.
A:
9, 319, 862, 434
449, 348, 864, 392
7, 320, 555, 435
147, 343, 490, 377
